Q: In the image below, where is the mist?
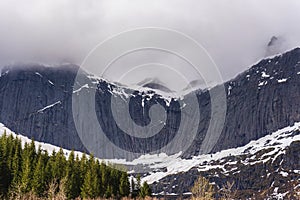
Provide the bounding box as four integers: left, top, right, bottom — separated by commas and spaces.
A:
0, 0, 300, 89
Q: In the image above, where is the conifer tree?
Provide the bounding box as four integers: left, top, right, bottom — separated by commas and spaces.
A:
81, 155, 98, 199
20, 138, 36, 193
32, 154, 46, 196
95, 159, 102, 197
119, 172, 130, 197
20, 149, 32, 193
0, 130, 8, 160
52, 148, 66, 180
11, 138, 22, 186
80, 153, 87, 175
81, 166, 96, 198
65, 150, 81, 199
6, 134, 15, 171
28, 139, 37, 168
74, 154, 83, 196
100, 161, 109, 195
45, 150, 56, 182
0, 144, 10, 195
110, 168, 121, 197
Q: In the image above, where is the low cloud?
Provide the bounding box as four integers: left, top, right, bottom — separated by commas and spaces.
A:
0, 0, 300, 89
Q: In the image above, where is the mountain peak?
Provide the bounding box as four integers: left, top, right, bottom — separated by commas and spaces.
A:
265, 35, 286, 57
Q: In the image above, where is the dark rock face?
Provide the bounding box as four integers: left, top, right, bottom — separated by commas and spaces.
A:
0, 48, 300, 157
212, 48, 300, 153
0, 64, 87, 152
184, 47, 300, 156
95, 81, 182, 154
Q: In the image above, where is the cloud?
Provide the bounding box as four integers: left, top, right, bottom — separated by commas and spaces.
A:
0, 0, 300, 89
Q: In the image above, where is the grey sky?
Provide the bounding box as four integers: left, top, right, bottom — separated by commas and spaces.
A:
0, 0, 300, 90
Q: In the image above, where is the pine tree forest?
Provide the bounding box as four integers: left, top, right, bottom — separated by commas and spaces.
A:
0, 132, 151, 199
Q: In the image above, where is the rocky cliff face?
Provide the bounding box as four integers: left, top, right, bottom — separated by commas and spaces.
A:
210, 47, 300, 153
0, 64, 86, 151
0, 48, 300, 158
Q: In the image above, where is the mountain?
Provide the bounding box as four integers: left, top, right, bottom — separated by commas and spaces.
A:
265, 36, 286, 57
0, 64, 87, 152
1, 113, 298, 199
0, 48, 300, 160
148, 123, 300, 198
0, 48, 300, 198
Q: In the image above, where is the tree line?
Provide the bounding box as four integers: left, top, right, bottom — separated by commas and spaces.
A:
0, 131, 151, 199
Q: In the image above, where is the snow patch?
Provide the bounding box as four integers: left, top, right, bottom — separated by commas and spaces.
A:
277, 78, 288, 83
35, 72, 43, 77
261, 71, 270, 78
258, 81, 268, 86
37, 101, 61, 113
279, 171, 288, 177
73, 84, 89, 93
228, 85, 232, 96
48, 80, 54, 85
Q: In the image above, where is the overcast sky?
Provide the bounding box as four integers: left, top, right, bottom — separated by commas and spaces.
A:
0, 0, 300, 90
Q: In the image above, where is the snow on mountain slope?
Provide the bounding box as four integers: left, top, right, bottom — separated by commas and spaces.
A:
1, 119, 298, 198
111, 122, 300, 184
0, 120, 299, 185
80, 73, 180, 107
0, 123, 86, 159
